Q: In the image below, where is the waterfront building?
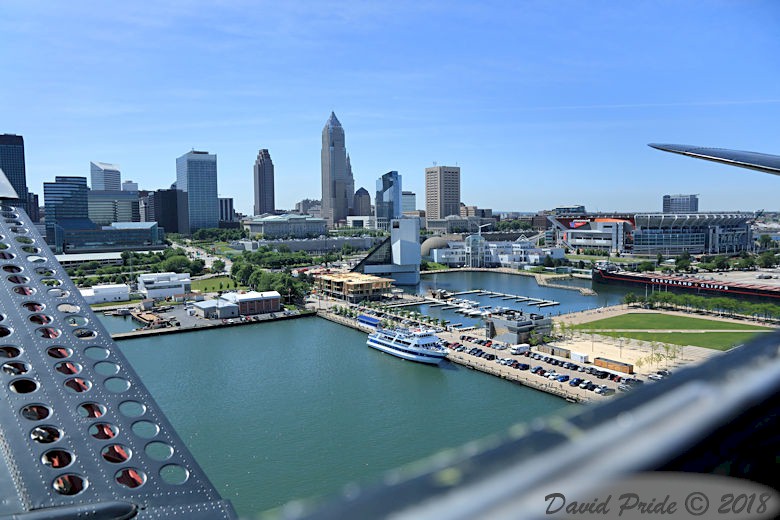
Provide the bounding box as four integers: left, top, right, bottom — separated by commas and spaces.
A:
632, 213, 752, 255
321, 112, 354, 227
402, 191, 416, 213
486, 313, 553, 344
663, 194, 699, 213
122, 180, 138, 192
375, 171, 402, 229
90, 161, 121, 191
0, 134, 28, 210
429, 238, 564, 268
559, 219, 632, 253
79, 283, 131, 304
138, 272, 192, 299
241, 213, 327, 238
352, 218, 421, 285
153, 189, 189, 234
176, 150, 219, 232
219, 197, 235, 223
425, 165, 460, 220
253, 149, 275, 215
193, 299, 239, 319
313, 272, 392, 303
88, 190, 140, 225
221, 291, 281, 314
353, 188, 371, 217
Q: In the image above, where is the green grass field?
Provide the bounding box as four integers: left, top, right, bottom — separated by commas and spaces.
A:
191, 276, 243, 292
600, 331, 766, 350
573, 312, 772, 331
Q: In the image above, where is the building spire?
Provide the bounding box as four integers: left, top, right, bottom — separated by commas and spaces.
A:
327, 111, 341, 127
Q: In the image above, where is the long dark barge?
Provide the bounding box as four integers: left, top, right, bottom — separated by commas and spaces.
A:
592, 267, 780, 300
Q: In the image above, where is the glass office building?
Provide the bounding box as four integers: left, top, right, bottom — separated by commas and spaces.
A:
0, 134, 28, 210
375, 171, 402, 229
176, 151, 218, 232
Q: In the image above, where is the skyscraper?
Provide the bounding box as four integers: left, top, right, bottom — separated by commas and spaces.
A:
353, 188, 371, 216
0, 134, 28, 210
90, 162, 121, 191
219, 197, 235, 223
253, 149, 275, 215
321, 112, 354, 227
402, 191, 416, 213
375, 171, 402, 227
176, 150, 219, 232
153, 189, 189, 234
425, 165, 461, 220
663, 194, 699, 213
43, 176, 89, 243
122, 180, 139, 192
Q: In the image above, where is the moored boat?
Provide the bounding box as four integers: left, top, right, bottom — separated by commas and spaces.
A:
366, 327, 448, 365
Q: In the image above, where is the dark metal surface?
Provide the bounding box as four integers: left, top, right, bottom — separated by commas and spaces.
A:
649, 143, 780, 175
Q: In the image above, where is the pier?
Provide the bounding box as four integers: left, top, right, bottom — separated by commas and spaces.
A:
474, 290, 560, 307
312, 306, 599, 403
111, 310, 315, 340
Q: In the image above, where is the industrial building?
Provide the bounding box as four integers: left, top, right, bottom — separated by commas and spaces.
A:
78, 283, 131, 304
220, 291, 281, 315
138, 272, 192, 299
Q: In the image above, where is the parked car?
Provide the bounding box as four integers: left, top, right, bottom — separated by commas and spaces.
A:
556, 375, 570, 382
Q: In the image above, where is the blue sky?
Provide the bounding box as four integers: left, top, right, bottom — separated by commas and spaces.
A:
2, 0, 779, 215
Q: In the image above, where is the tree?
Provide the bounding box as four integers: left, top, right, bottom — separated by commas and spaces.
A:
623, 292, 637, 307
758, 234, 773, 250
543, 255, 555, 268
758, 252, 777, 268
212, 259, 226, 272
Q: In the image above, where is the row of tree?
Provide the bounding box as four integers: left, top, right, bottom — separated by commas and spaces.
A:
622, 291, 780, 321
230, 257, 309, 302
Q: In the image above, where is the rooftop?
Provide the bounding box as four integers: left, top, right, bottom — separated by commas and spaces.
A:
315, 272, 393, 285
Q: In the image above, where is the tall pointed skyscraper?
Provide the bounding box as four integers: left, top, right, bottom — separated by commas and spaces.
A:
254, 149, 275, 215
321, 112, 353, 227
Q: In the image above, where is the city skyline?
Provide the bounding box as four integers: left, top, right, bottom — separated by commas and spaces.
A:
2, 2, 779, 214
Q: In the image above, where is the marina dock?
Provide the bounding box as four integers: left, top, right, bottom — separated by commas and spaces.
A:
470, 290, 560, 307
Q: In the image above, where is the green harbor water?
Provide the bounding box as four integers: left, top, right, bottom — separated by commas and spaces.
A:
108, 317, 566, 516
103, 272, 630, 516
